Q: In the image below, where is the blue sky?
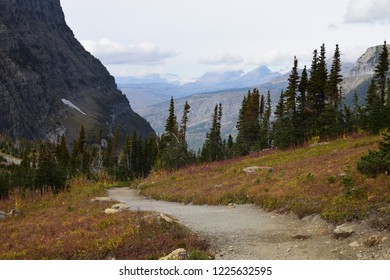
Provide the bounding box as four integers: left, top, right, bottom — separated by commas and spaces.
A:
60, 0, 390, 80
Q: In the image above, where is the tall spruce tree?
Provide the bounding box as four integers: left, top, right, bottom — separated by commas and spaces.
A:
235, 89, 261, 155
259, 91, 272, 149
374, 41, 389, 104
201, 103, 224, 162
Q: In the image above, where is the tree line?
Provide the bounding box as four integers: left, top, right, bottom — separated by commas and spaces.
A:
1, 42, 389, 197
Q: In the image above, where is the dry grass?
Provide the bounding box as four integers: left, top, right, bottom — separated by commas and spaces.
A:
138, 135, 390, 224
0, 178, 210, 260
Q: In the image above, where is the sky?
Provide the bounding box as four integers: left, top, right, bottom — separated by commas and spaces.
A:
60, 0, 390, 81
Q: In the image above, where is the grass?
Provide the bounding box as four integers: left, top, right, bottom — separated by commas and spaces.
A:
138, 134, 390, 224
0, 177, 211, 260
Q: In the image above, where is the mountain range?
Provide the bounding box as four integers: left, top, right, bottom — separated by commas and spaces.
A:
118, 66, 281, 109
0, 0, 154, 143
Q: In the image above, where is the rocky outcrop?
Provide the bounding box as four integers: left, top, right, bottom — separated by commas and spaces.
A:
342, 44, 390, 104
0, 0, 154, 143
159, 248, 189, 260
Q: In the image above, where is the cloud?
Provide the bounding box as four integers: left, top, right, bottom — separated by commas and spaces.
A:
345, 0, 390, 24
81, 38, 177, 65
198, 53, 244, 65
246, 50, 303, 67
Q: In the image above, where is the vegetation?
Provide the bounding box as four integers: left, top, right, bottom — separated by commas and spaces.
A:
357, 130, 390, 177
0, 178, 210, 260
138, 135, 390, 224
0, 41, 389, 259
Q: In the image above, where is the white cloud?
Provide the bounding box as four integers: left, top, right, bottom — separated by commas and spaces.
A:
345, 0, 390, 24
81, 38, 177, 65
198, 53, 244, 65
246, 50, 306, 67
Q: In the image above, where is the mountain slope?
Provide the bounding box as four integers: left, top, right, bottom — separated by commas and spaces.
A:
342, 44, 390, 104
0, 0, 154, 142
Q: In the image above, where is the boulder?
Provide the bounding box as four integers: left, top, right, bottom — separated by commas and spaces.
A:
104, 208, 121, 214
333, 223, 355, 239
160, 213, 174, 223
90, 197, 113, 203
111, 203, 129, 210
0, 211, 7, 221
159, 249, 188, 260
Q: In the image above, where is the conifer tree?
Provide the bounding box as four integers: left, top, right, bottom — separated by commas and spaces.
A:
272, 91, 291, 148
235, 89, 261, 155
285, 56, 300, 115
259, 91, 272, 149
201, 104, 224, 161
163, 96, 179, 143
365, 79, 384, 134
374, 41, 389, 104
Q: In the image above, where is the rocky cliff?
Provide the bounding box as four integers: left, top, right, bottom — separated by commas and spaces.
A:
0, 0, 154, 142
342, 44, 390, 104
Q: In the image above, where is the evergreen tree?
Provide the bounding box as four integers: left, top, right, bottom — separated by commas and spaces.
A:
201, 104, 224, 161
258, 91, 272, 149
364, 79, 385, 134
285, 56, 300, 115
374, 41, 389, 104
327, 44, 343, 110
272, 91, 291, 148
157, 98, 191, 169
163, 96, 179, 143
235, 89, 261, 155
180, 101, 191, 140
320, 44, 344, 137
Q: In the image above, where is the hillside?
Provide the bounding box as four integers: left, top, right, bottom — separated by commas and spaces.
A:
137, 135, 389, 226
0, 0, 154, 143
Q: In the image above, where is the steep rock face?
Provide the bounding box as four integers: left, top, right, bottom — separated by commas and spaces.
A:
0, 0, 154, 142
342, 44, 390, 103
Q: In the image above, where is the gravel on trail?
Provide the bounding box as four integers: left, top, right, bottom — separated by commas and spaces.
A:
108, 187, 390, 260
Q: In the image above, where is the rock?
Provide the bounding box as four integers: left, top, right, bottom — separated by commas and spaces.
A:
104, 208, 121, 214
0, 211, 8, 221
90, 197, 113, 203
349, 241, 360, 248
243, 166, 273, 173
160, 213, 174, 223
364, 236, 379, 247
159, 249, 188, 260
9, 209, 22, 216
334, 223, 355, 239
0, 0, 154, 143
111, 203, 129, 210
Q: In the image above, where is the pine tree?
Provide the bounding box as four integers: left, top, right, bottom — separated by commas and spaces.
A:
364, 79, 384, 134
321, 44, 344, 137
297, 65, 308, 115
163, 96, 179, 143
157, 98, 191, 169
259, 91, 272, 149
327, 44, 343, 110
272, 91, 291, 148
180, 101, 191, 140
235, 89, 261, 155
307, 49, 319, 113
201, 104, 224, 162
374, 41, 389, 104
285, 56, 300, 115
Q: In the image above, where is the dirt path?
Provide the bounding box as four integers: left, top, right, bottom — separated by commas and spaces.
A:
108, 187, 390, 260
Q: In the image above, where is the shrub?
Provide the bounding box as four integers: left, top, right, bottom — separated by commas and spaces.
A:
357, 130, 390, 177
